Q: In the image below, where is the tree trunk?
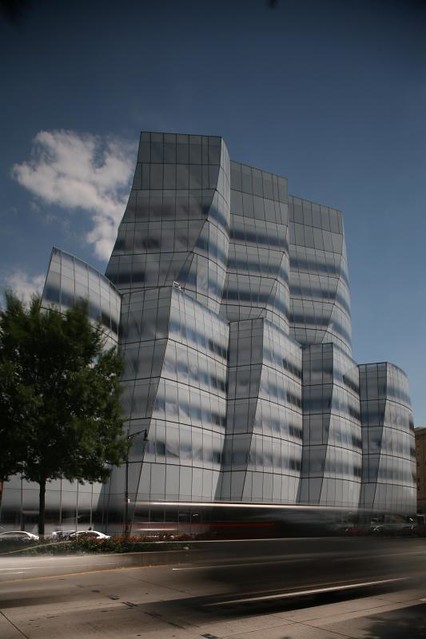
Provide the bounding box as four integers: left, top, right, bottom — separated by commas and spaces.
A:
38, 478, 46, 537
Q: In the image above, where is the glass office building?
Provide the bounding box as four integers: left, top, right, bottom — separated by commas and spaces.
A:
104, 132, 415, 517
0, 132, 416, 531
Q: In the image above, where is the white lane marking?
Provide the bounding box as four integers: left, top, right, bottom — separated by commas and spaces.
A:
172, 555, 347, 571
206, 577, 405, 606
0, 567, 36, 571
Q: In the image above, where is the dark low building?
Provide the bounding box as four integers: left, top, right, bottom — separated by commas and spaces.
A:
415, 427, 426, 514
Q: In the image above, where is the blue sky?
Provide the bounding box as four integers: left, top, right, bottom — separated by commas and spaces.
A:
1, 0, 425, 423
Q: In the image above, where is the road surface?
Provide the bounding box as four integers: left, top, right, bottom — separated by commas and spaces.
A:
0, 552, 425, 638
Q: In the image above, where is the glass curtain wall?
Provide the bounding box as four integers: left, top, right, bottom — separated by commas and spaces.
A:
0, 248, 121, 533
359, 363, 416, 512
1, 132, 417, 533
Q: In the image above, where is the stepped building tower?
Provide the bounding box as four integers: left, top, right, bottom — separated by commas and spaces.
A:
0, 132, 416, 532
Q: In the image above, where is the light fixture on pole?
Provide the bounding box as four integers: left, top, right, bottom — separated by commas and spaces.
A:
124, 429, 148, 537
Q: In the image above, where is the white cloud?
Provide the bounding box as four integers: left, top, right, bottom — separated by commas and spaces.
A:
12, 130, 137, 260
4, 271, 46, 304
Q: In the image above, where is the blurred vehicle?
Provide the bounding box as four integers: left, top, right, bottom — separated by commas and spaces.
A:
49, 530, 76, 541
0, 530, 39, 541
132, 501, 372, 539
369, 514, 416, 535
130, 502, 425, 604
68, 530, 110, 540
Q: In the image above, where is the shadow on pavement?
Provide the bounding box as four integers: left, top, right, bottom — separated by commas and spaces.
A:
363, 603, 426, 639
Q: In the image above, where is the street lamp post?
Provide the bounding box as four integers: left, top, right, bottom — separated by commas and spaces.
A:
124, 429, 148, 538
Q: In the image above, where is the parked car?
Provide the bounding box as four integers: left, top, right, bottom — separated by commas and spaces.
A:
369, 514, 416, 535
0, 530, 39, 541
68, 530, 110, 540
49, 530, 76, 541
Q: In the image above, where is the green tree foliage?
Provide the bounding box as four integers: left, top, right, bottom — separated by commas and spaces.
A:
0, 292, 127, 535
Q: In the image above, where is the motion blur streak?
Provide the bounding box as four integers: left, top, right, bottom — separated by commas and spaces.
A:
184, 536, 426, 602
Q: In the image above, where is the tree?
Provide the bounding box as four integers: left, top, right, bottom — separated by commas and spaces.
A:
0, 292, 128, 536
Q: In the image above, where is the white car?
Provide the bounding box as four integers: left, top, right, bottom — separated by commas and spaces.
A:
0, 530, 39, 541
68, 530, 110, 540
49, 530, 76, 541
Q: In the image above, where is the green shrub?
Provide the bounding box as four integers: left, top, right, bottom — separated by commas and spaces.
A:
1, 535, 194, 556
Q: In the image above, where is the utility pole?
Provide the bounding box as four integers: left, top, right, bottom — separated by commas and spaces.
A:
124, 429, 148, 538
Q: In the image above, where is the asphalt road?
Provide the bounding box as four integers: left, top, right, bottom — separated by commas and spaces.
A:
0, 554, 425, 638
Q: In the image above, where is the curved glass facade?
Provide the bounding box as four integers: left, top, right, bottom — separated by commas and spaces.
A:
299, 344, 363, 508
0, 131, 416, 533
289, 196, 352, 355
103, 131, 415, 517
359, 363, 416, 512
0, 248, 122, 530
43, 247, 121, 347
